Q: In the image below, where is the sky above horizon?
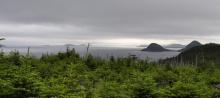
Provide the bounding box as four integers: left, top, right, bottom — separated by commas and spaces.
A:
0, 0, 220, 47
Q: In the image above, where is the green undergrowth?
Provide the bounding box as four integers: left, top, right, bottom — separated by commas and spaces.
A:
0, 49, 220, 98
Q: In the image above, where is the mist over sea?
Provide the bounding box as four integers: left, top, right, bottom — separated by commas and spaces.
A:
1, 45, 180, 61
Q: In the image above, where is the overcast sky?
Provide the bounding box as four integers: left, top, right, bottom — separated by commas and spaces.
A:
0, 0, 220, 47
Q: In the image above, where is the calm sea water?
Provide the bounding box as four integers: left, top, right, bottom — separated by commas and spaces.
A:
1, 46, 180, 61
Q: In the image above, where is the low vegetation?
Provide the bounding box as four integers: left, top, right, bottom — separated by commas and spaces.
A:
0, 48, 220, 98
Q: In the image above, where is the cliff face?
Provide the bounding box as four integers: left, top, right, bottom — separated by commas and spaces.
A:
142, 43, 170, 52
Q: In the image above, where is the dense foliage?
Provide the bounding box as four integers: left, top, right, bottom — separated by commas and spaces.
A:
161, 43, 220, 67
0, 48, 220, 98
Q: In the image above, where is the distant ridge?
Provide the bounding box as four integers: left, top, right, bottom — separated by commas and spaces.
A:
142, 43, 170, 52
65, 44, 75, 46
137, 44, 148, 47
179, 41, 202, 52
165, 44, 185, 48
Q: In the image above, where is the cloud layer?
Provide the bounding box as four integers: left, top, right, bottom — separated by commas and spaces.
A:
0, 0, 220, 46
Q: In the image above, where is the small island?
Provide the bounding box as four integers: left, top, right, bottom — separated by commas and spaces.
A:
142, 43, 171, 52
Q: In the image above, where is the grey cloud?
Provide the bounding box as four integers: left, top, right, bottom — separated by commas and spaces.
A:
0, 0, 220, 45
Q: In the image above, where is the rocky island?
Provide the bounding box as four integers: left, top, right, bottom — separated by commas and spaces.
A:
142, 43, 171, 52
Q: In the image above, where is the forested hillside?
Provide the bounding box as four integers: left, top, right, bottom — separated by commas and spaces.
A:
161, 43, 220, 67
1, 48, 220, 98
